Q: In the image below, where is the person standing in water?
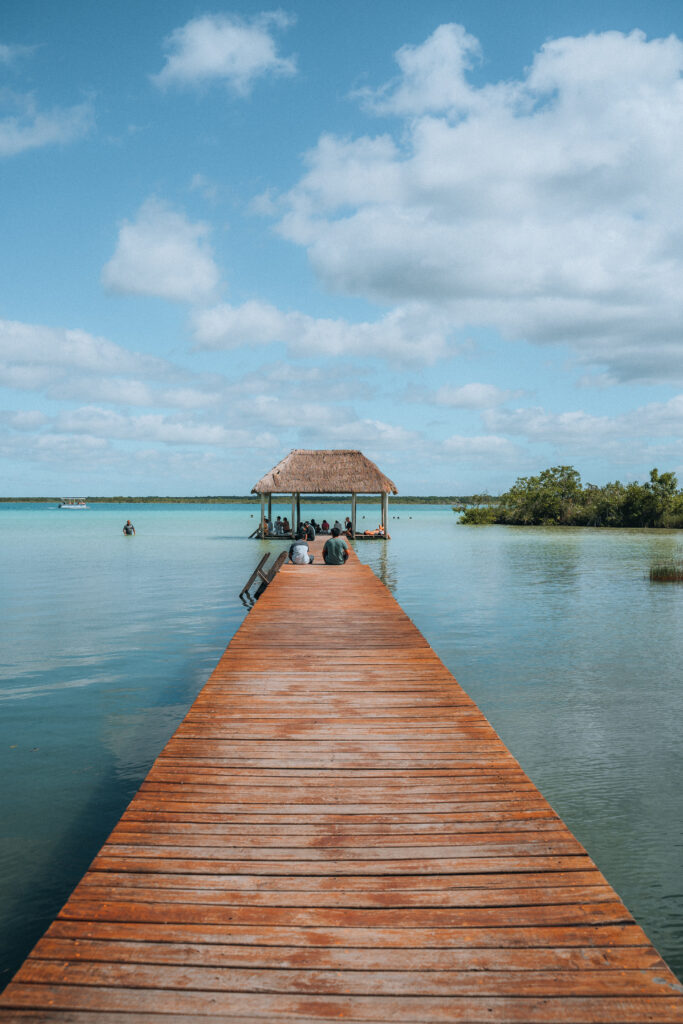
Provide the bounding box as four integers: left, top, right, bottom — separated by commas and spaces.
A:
122, 520, 135, 535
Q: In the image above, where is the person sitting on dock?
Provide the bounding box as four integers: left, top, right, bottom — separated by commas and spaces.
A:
304, 520, 316, 540
321, 519, 330, 533
282, 517, 290, 534
323, 527, 349, 565
288, 538, 314, 564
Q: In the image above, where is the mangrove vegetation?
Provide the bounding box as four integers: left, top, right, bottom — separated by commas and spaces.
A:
457, 466, 683, 528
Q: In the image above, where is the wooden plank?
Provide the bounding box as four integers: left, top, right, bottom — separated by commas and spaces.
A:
1, 536, 681, 1022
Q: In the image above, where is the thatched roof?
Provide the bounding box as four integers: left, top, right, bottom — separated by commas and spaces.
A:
252, 449, 398, 495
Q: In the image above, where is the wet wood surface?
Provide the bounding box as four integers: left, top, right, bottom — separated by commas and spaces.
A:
2, 538, 682, 1021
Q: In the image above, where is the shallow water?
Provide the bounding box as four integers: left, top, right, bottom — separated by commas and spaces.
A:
1, 502, 682, 983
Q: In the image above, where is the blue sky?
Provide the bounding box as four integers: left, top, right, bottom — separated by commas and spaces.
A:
3, 0, 683, 495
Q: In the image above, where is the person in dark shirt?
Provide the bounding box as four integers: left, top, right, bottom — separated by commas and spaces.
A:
322, 527, 349, 565
122, 520, 135, 535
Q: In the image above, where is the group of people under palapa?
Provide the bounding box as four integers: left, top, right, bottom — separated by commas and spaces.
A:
262, 515, 386, 542
264, 515, 343, 538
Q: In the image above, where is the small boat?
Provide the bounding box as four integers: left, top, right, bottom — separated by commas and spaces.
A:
59, 498, 88, 509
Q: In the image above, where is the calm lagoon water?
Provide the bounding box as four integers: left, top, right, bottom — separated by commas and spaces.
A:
1, 501, 682, 984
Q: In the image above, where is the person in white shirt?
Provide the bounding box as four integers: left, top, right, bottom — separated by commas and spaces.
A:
288, 540, 314, 564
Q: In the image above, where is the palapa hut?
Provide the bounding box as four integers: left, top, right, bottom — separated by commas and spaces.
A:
252, 449, 398, 539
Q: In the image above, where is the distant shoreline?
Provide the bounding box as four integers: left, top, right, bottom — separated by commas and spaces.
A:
0, 495, 464, 505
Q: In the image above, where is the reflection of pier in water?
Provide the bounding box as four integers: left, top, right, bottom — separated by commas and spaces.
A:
2, 535, 682, 1021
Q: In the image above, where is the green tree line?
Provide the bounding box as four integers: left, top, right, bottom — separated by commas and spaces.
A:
457, 466, 683, 528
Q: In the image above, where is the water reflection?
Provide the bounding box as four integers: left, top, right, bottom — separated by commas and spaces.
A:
367, 540, 397, 592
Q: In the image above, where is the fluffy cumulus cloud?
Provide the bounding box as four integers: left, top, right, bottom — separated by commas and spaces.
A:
191, 300, 454, 364
102, 198, 220, 302
356, 23, 482, 116
272, 26, 683, 383
152, 11, 296, 94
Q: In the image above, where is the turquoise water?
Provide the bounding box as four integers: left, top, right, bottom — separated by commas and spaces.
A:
1, 502, 682, 985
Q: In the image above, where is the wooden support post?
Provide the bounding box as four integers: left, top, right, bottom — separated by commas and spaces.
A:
351, 492, 357, 538
291, 494, 296, 537
267, 494, 272, 521
296, 493, 301, 530
260, 493, 265, 537
382, 492, 389, 535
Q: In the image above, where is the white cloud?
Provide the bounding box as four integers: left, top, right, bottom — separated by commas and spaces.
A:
356, 23, 482, 116
0, 93, 93, 157
152, 12, 296, 94
191, 300, 453, 364
321, 418, 417, 449
102, 198, 220, 302
0, 319, 162, 376
0, 430, 109, 466
0, 318, 223, 409
189, 173, 219, 201
0, 410, 48, 430
481, 396, 683, 463
484, 406, 617, 449
55, 406, 248, 447
631, 394, 683, 436
236, 360, 373, 401
0, 43, 35, 65
442, 434, 521, 461
435, 383, 521, 409
240, 393, 337, 431
272, 26, 683, 383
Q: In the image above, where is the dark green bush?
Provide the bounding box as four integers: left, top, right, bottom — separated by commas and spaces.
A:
459, 466, 683, 529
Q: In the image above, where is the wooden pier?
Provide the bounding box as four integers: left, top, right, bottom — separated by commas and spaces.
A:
2, 538, 682, 1022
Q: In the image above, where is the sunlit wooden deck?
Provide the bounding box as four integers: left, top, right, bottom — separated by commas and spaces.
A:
2, 538, 682, 1021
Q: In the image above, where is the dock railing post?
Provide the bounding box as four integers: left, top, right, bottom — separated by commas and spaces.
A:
351, 492, 357, 538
